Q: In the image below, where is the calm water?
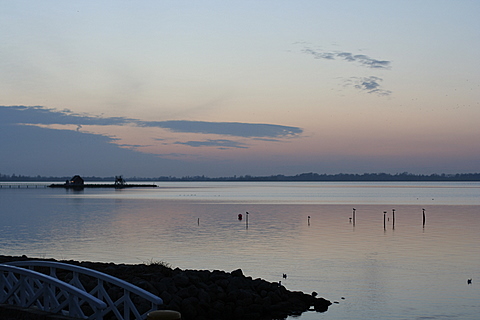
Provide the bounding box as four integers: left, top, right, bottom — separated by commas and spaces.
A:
1, 181, 479, 319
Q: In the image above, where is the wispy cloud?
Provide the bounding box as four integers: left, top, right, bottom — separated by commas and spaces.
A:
302, 47, 391, 69
117, 143, 150, 149
343, 76, 392, 96
140, 120, 302, 138
297, 44, 393, 96
0, 105, 134, 126
174, 139, 249, 149
1, 106, 303, 139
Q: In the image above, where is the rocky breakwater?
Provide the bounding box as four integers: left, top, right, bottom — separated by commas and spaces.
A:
0, 256, 331, 320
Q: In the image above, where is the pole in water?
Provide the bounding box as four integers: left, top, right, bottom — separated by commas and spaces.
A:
197, 218, 200, 226
308, 216, 310, 226
422, 208, 426, 227
383, 211, 387, 230
352, 208, 356, 226
392, 208, 395, 229
246, 211, 249, 229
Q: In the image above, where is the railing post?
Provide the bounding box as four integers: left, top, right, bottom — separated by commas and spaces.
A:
125, 288, 131, 320
44, 282, 53, 311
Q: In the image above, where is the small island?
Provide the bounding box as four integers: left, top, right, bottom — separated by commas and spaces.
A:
49, 175, 157, 189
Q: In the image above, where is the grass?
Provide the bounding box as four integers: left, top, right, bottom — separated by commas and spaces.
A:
144, 258, 173, 269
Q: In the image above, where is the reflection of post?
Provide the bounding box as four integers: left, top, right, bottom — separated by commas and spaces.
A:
352, 208, 356, 226
246, 211, 249, 229
422, 208, 426, 227
392, 209, 395, 229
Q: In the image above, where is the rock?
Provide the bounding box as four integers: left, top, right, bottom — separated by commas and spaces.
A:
197, 288, 210, 304
314, 297, 331, 312
172, 273, 189, 287
0, 255, 332, 320
159, 290, 172, 304
136, 279, 160, 296
176, 287, 191, 299
231, 268, 244, 277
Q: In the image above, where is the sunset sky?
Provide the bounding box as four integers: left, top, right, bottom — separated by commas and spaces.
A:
1, 1, 479, 177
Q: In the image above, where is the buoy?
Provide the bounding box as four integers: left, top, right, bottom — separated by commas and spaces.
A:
238, 214, 243, 220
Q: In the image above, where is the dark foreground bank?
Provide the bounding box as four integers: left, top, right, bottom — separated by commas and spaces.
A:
0, 255, 331, 320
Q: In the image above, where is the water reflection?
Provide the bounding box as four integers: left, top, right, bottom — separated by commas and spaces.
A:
1, 182, 479, 319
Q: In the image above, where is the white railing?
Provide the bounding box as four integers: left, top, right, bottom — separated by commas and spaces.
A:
0, 264, 107, 319
3, 261, 163, 320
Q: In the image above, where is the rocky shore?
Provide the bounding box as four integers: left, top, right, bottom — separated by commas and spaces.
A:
0, 255, 331, 320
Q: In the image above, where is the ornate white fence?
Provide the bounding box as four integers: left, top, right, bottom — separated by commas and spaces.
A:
1, 261, 163, 320
0, 264, 107, 319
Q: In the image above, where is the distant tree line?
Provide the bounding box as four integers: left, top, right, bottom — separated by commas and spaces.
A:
1, 172, 480, 181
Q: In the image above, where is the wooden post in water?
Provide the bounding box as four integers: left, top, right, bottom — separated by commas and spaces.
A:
246, 211, 249, 229
392, 209, 395, 229
352, 208, 356, 226
308, 216, 310, 226
422, 208, 426, 227
383, 211, 387, 230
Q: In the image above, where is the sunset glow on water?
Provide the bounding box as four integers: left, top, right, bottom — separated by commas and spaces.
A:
1, 182, 479, 319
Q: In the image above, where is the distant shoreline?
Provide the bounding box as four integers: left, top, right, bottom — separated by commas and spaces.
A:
2, 172, 480, 182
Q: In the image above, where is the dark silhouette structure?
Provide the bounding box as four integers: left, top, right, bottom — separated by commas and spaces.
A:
114, 175, 126, 187
65, 175, 84, 187
49, 175, 156, 189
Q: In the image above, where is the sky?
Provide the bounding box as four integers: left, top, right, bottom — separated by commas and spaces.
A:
1, 0, 479, 178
